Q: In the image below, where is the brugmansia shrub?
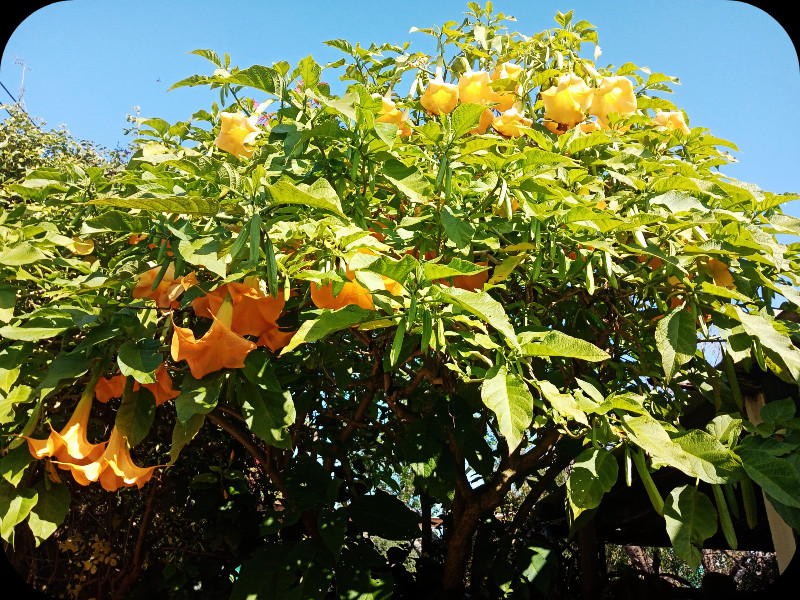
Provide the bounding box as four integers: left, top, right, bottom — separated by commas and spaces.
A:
2, 3, 800, 598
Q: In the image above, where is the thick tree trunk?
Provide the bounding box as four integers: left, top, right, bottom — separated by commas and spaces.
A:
577, 518, 602, 600
441, 495, 480, 591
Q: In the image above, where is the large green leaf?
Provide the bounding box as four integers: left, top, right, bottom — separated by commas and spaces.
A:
733, 307, 800, 382
382, 159, 428, 203
168, 413, 205, 466
440, 205, 475, 250
347, 490, 422, 540
228, 64, 284, 97
436, 286, 520, 351
90, 196, 219, 215
240, 380, 295, 449
0, 482, 38, 543
622, 415, 741, 484
519, 330, 609, 362
177, 237, 228, 278
27, 481, 70, 547
81, 210, 153, 234
655, 307, 697, 381
0, 242, 47, 266
539, 380, 589, 426
567, 447, 618, 519
450, 103, 488, 141
737, 437, 800, 508
115, 388, 156, 447
663, 485, 717, 569
267, 179, 345, 218
0, 443, 35, 487
0, 284, 16, 323
36, 351, 91, 401
117, 339, 161, 384
281, 305, 373, 354
421, 258, 488, 281
348, 253, 418, 285
175, 373, 226, 424
671, 430, 743, 483
481, 365, 534, 452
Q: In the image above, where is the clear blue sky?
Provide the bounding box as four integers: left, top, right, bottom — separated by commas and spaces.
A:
1, 1, 798, 209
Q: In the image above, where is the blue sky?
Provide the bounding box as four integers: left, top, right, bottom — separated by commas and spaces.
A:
2, 1, 798, 208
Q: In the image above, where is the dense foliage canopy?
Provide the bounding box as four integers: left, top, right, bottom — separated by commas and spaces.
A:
2, 4, 799, 598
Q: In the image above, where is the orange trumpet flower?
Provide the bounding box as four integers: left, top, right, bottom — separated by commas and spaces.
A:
58, 427, 160, 492
94, 365, 179, 406
172, 297, 257, 379
26, 386, 106, 467
191, 281, 285, 337
132, 264, 197, 309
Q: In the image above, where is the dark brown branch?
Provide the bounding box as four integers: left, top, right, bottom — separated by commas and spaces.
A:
206, 409, 287, 497
509, 457, 569, 536
111, 481, 159, 599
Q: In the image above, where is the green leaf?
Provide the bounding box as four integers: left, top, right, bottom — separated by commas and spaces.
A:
650, 190, 708, 214
733, 307, 800, 382
0, 284, 16, 323
440, 206, 475, 250
281, 305, 373, 354
267, 180, 345, 218
168, 413, 205, 466
37, 351, 91, 401
421, 257, 487, 281
0, 482, 38, 543
374, 121, 399, 148
0, 444, 34, 487
317, 508, 347, 560
481, 365, 534, 452
0, 242, 47, 266
0, 322, 71, 342
229, 64, 284, 97
116, 388, 156, 447
450, 103, 488, 141
240, 380, 295, 449
700, 282, 752, 303
89, 196, 219, 215
175, 373, 226, 424
738, 438, 800, 508
230, 543, 295, 600
671, 430, 743, 483
567, 447, 618, 519
348, 253, 418, 285
436, 286, 520, 351
655, 307, 697, 381
347, 490, 422, 540
538, 380, 589, 426
177, 236, 227, 278
117, 339, 161, 384
382, 159, 428, 203
519, 330, 609, 362
81, 210, 153, 234
622, 414, 740, 483
26, 481, 70, 547
189, 48, 222, 67
0, 384, 33, 424
664, 485, 717, 569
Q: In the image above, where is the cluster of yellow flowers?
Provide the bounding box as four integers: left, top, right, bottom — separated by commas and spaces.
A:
213, 65, 692, 157
415, 63, 532, 138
